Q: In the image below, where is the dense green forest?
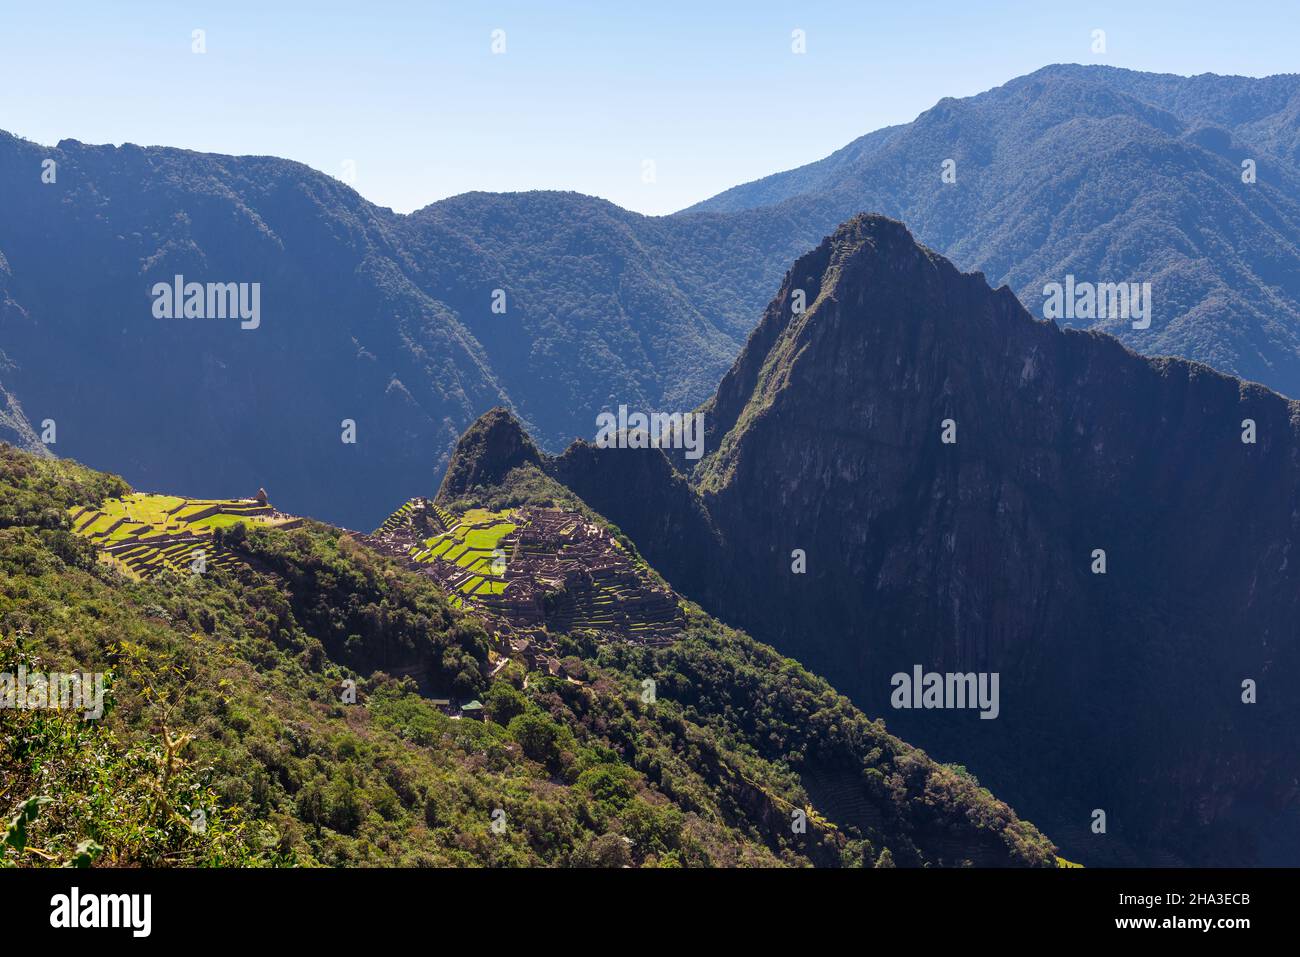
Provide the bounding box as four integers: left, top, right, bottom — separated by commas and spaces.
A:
0, 443, 1057, 867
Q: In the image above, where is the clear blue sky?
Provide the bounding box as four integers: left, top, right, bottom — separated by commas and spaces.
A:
2, 1, 1296, 215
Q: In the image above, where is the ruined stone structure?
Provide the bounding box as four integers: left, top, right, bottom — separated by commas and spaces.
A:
366, 502, 686, 663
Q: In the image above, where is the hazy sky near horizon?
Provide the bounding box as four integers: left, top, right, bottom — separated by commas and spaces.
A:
2, 1, 1296, 215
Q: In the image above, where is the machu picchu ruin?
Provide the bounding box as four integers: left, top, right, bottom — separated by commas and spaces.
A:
68, 491, 303, 578
366, 498, 686, 657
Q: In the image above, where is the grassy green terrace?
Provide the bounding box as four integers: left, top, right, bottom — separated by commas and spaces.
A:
68, 492, 298, 578
405, 507, 517, 607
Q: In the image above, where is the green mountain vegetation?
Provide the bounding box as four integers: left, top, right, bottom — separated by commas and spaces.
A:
0, 440, 1059, 868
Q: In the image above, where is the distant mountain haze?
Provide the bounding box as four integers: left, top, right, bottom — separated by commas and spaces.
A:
687, 65, 1300, 400
4, 64, 1300, 528
0, 136, 811, 527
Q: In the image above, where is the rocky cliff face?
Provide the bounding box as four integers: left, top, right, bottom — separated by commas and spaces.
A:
545, 214, 1300, 865
423, 408, 1061, 867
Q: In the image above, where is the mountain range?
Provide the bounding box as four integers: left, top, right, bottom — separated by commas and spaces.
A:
475, 214, 1300, 866
689, 64, 1300, 396
5, 64, 1300, 528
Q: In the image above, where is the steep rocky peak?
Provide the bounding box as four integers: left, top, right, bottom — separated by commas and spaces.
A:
699, 214, 887, 462
698, 212, 1022, 489
436, 406, 541, 501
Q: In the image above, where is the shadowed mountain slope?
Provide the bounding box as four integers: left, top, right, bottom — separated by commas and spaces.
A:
535, 214, 1300, 866
0, 137, 785, 528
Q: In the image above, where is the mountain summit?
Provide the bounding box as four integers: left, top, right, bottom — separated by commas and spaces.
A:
437, 407, 542, 501
545, 213, 1300, 866
686, 64, 1300, 401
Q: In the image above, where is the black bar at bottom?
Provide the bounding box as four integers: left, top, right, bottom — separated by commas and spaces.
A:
0, 866, 1281, 942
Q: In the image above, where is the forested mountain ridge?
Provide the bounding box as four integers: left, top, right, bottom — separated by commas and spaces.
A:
686, 64, 1300, 401
0, 133, 783, 529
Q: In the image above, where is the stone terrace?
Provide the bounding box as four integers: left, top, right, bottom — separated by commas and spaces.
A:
365, 502, 686, 652
69, 492, 303, 579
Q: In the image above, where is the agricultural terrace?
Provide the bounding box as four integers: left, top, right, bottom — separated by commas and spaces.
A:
368, 500, 684, 645
407, 507, 517, 607
68, 491, 301, 578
